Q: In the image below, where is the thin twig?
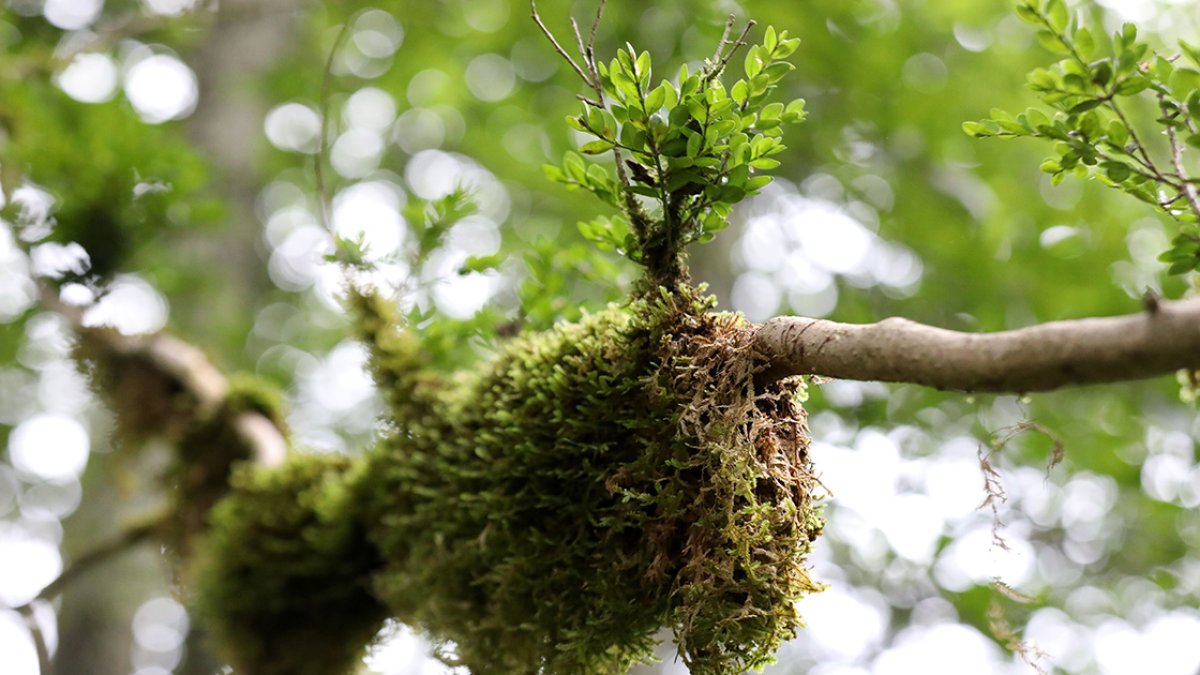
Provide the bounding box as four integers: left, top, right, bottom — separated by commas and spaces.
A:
709, 15, 737, 67
1108, 99, 1175, 186
1161, 95, 1200, 221
570, 17, 587, 62
316, 20, 354, 234
530, 1, 592, 86
13, 515, 164, 614
17, 604, 52, 675
705, 20, 756, 82
587, 0, 607, 58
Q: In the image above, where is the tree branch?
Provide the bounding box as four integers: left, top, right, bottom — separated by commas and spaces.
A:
754, 296, 1200, 392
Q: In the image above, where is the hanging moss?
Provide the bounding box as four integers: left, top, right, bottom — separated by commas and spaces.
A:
191, 453, 387, 675
346, 284, 823, 674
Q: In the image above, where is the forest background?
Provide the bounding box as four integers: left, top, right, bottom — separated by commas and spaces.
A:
1, 0, 1199, 673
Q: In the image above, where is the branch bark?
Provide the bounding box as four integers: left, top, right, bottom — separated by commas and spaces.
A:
754, 296, 1200, 392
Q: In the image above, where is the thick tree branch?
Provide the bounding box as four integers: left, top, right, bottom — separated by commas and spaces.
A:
755, 296, 1200, 392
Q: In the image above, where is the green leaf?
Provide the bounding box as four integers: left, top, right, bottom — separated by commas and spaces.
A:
749, 158, 781, 170
579, 140, 616, 154
543, 164, 566, 183
1107, 120, 1130, 146
1102, 161, 1131, 182
1039, 159, 1063, 174
763, 61, 795, 83
1075, 26, 1095, 60
962, 121, 995, 137
1045, 0, 1068, 32
745, 175, 772, 192
1116, 76, 1150, 96
759, 102, 784, 121
459, 253, 505, 274
764, 25, 778, 54
775, 37, 801, 59
1186, 134, 1200, 149
1069, 99, 1103, 114
1181, 39, 1200, 68
1170, 68, 1200, 97
744, 45, 764, 78
563, 152, 587, 182
636, 51, 652, 88
1015, 4, 1040, 24
1120, 22, 1138, 48
1036, 30, 1070, 55
644, 83, 667, 114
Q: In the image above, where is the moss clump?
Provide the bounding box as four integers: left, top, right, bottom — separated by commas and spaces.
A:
350, 285, 823, 674
191, 453, 387, 675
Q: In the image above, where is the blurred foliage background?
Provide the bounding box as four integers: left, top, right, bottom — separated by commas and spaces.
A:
1, 0, 1199, 673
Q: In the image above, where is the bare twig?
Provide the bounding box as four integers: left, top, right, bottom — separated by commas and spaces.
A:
12, 515, 165, 615
705, 19, 756, 82
1160, 95, 1200, 222
710, 15, 737, 66
586, 0, 607, 59
316, 20, 354, 233
18, 604, 53, 675
530, 1, 592, 86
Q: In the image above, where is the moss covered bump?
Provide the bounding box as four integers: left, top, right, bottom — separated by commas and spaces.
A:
350, 285, 823, 673
194, 285, 822, 674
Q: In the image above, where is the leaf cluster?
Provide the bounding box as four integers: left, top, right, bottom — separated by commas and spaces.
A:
542, 24, 806, 281
964, 0, 1200, 274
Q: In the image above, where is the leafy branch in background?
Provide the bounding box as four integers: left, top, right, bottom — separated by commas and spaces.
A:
534, 1, 806, 285
963, 0, 1200, 274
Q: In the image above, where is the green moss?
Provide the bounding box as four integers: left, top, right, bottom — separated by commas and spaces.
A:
225, 373, 289, 435
191, 453, 387, 675
349, 284, 823, 674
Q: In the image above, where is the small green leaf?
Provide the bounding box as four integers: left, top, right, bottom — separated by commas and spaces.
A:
1181, 39, 1200, 68
1075, 26, 1095, 59
644, 84, 667, 114
774, 37, 800, 59
744, 45, 764, 78
1102, 161, 1131, 182
564, 152, 587, 182
1116, 76, 1150, 96
750, 158, 781, 170
1186, 133, 1200, 149
579, 140, 616, 154
760, 102, 784, 121
1015, 4, 1040, 24
962, 121, 995, 137
1036, 30, 1070, 55
459, 253, 505, 274
1120, 23, 1137, 48
636, 50, 652, 83
732, 80, 750, 107
1069, 99, 1104, 114
764, 25, 778, 53
763, 61, 795, 83
1107, 119, 1130, 146
745, 175, 772, 192
1045, 0, 1069, 32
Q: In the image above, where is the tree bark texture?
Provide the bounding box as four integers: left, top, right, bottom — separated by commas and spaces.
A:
754, 296, 1200, 392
